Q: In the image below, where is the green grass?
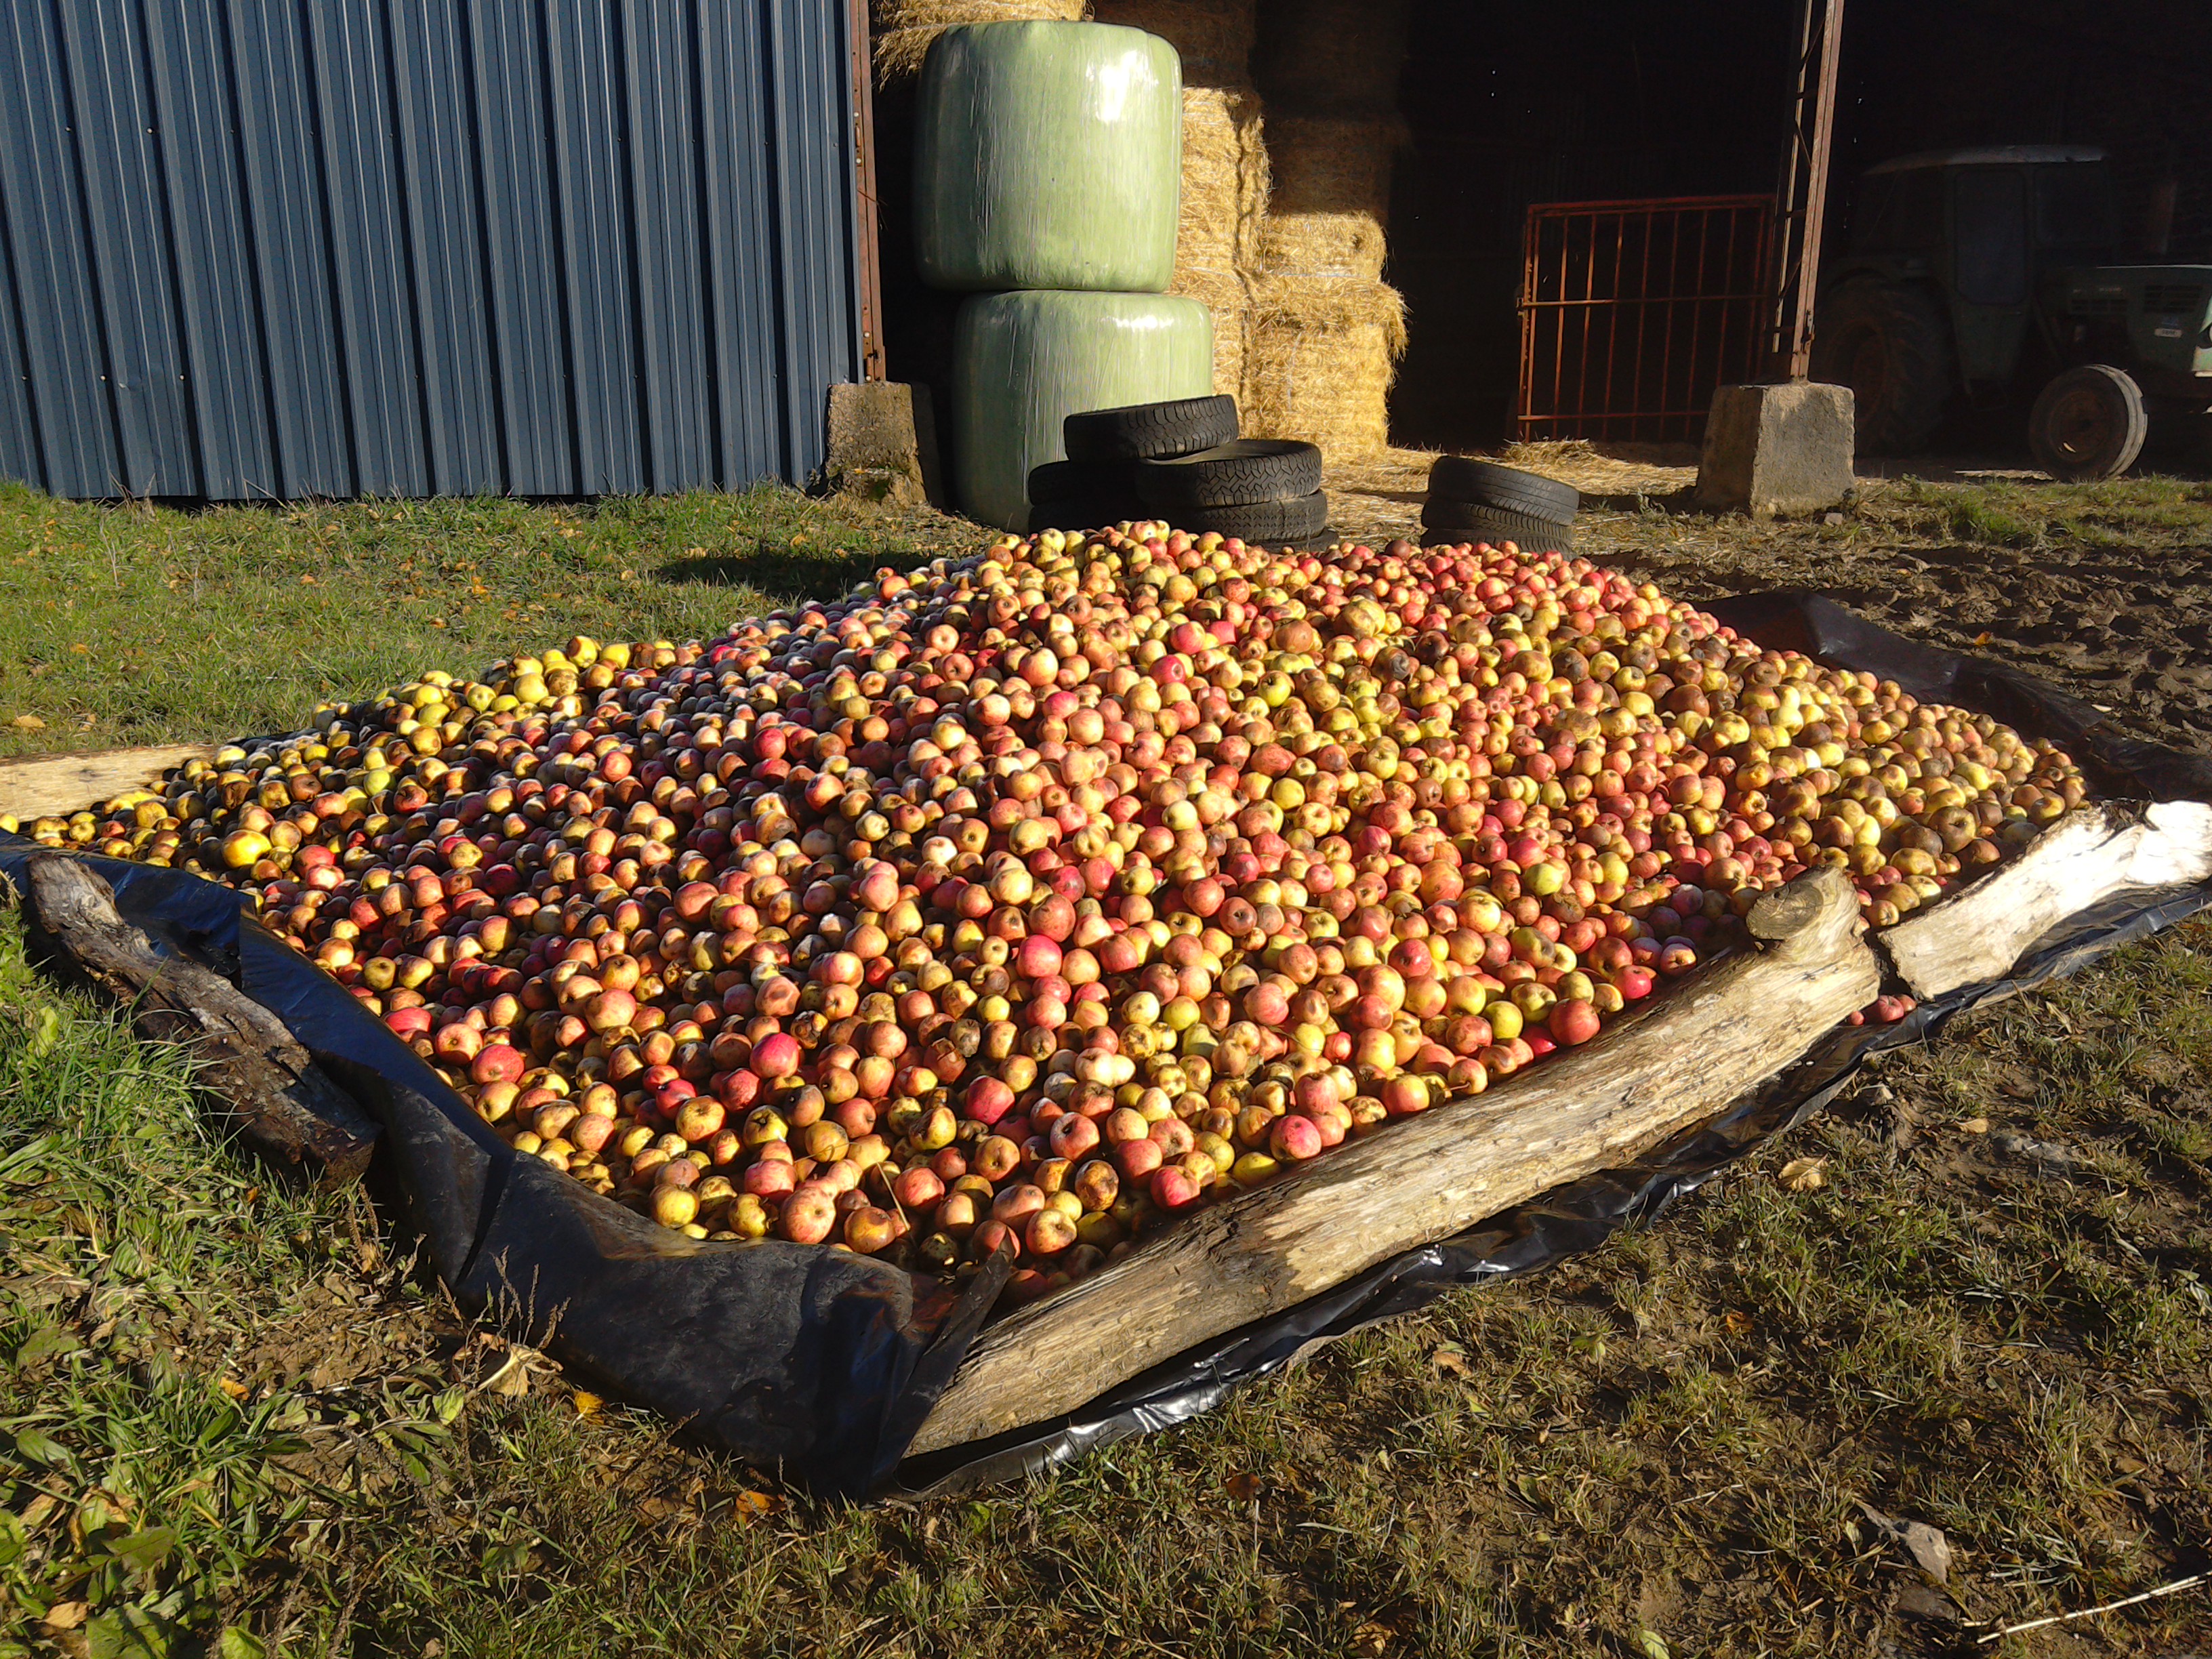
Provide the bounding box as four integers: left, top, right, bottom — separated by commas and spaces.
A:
0, 483, 991, 756
2, 479, 2211, 1655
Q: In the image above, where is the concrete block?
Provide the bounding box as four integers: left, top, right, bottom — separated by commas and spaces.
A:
822, 382, 943, 508
1695, 381, 1856, 518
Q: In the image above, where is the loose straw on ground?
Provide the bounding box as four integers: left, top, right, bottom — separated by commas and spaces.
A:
1973, 1570, 2208, 1645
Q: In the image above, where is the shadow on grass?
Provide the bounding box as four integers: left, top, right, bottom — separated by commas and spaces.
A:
658, 543, 888, 605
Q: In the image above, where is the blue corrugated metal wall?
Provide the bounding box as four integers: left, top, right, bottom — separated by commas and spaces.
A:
0, 0, 863, 501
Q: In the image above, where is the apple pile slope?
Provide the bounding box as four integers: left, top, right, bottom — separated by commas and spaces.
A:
22, 524, 2085, 1310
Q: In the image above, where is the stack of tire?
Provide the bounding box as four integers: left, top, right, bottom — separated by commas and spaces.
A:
1420, 457, 1579, 553
1027, 396, 1329, 541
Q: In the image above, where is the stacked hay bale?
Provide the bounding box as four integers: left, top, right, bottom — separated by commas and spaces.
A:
1090, 0, 1269, 408
872, 0, 1088, 85
1246, 0, 1412, 456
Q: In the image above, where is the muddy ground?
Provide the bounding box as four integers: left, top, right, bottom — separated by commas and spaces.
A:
1325, 445, 2212, 756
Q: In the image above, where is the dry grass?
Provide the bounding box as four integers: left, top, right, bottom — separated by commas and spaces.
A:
869, 0, 1087, 83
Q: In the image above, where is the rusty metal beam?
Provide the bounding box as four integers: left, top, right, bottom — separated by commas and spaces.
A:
1769, 0, 1846, 380
848, 0, 888, 382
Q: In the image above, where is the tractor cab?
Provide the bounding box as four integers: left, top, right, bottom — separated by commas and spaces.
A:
1814, 147, 2212, 478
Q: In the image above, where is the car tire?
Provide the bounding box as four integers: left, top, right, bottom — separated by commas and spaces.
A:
1063, 395, 1240, 464
1134, 440, 1324, 511
1425, 457, 1580, 523
1418, 504, 1576, 554
1809, 281, 1954, 454
2028, 363, 2148, 481
1180, 491, 1329, 545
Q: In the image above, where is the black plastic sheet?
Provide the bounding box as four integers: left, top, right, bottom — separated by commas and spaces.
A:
5, 592, 2207, 1498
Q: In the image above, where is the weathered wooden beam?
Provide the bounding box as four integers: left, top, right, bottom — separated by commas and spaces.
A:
0, 743, 207, 823
909, 865, 1879, 1456
1879, 802, 2212, 1001
19, 853, 379, 1187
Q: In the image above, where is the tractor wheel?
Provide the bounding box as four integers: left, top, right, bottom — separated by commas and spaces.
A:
1809, 281, 1953, 453
2028, 365, 2148, 480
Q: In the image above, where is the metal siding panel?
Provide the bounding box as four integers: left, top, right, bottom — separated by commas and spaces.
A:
228, 0, 352, 497
142, 1, 275, 500
623, 0, 710, 492
545, 0, 640, 495
697, 0, 781, 488
769, 0, 857, 483
57, 0, 197, 495
470, 0, 570, 495
0, 200, 41, 489
0, 2, 119, 495
306, 0, 427, 497
388, 0, 501, 494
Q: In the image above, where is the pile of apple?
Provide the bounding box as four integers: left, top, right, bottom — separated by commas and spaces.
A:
20, 527, 2085, 1308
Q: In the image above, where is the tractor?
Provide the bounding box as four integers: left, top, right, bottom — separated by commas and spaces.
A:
1812, 146, 2212, 478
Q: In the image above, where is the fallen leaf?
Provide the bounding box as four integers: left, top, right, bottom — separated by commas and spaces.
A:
730, 1489, 779, 1519
1432, 1344, 1470, 1377
572, 1390, 603, 1418
1780, 1156, 1827, 1192
1858, 1500, 1952, 1584
12, 714, 45, 730
70, 641, 89, 653
1723, 1310, 1754, 1336
218, 1376, 249, 1401
43, 1601, 89, 1632
1224, 1471, 1261, 1502
493, 1360, 530, 1398
1352, 1623, 1391, 1656
1636, 1629, 1671, 1659
1959, 1117, 1990, 1135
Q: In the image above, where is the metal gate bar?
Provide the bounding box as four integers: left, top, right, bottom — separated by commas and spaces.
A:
1516, 195, 1773, 445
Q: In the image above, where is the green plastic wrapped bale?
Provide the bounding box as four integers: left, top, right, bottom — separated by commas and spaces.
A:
916, 22, 1182, 293
953, 291, 1214, 530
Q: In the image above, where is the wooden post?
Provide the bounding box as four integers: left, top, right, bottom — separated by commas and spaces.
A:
1879, 802, 2212, 1000
18, 854, 379, 1186
0, 745, 209, 823
908, 866, 1879, 1456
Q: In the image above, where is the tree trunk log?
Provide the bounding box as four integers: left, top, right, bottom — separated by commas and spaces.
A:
908, 865, 1879, 1456
0, 744, 209, 821
20, 853, 378, 1186
1879, 802, 2212, 1001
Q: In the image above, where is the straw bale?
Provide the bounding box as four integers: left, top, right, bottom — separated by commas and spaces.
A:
1090, 0, 1254, 85
1244, 274, 1406, 457
1176, 85, 1269, 277
872, 0, 1088, 83
1168, 266, 1254, 408
1258, 114, 1405, 281
1250, 0, 1410, 111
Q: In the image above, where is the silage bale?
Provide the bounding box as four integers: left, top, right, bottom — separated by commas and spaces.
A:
1244, 274, 1407, 457
913, 21, 1182, 293
950, 289, 1215, 530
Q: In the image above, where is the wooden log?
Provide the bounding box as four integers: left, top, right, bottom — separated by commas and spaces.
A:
0, 743, 209, 821
1879, 802, 2212, 1001
908, 865, 1879, 1456
19, 853, 379, 1186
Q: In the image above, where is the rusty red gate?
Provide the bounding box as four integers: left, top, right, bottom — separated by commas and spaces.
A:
1516, 195, 1774, 445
